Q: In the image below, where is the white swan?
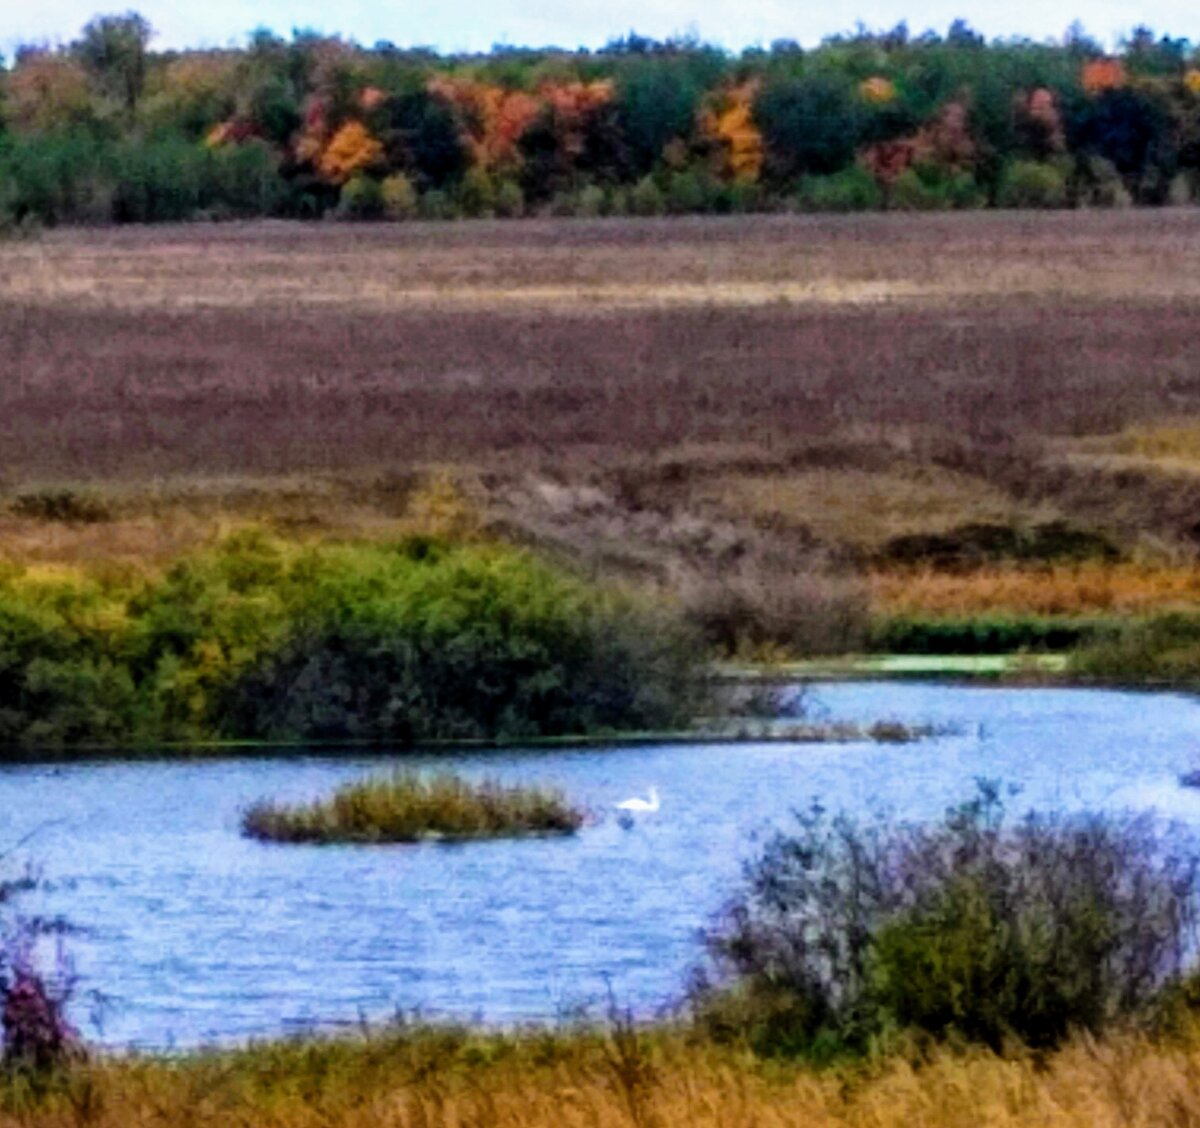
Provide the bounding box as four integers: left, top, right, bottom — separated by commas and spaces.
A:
615, 787, 660, 813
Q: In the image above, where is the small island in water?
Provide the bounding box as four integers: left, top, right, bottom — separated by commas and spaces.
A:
241, 772, 585, 844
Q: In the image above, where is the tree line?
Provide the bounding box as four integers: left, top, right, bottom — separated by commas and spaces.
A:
2, 13, 1200, 224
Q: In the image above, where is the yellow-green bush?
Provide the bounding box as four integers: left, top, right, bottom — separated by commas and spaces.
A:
0, 532, 705, 749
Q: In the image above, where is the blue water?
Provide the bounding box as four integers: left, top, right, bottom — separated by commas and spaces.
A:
4, 681, 1200, 1050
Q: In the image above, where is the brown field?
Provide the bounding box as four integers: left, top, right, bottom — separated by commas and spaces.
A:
5, 209, 1200, 633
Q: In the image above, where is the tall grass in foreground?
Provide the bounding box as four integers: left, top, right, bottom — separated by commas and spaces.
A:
242, 772, 583, 844
8, 1024, 1200, 1126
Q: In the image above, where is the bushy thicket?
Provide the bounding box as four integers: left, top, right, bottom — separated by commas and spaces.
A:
2, 16, 1200, 226
695, 783, 1199, 1059
870, 614, 1115, 655
1071, 613, 1200, 685
0, 532, 704, 748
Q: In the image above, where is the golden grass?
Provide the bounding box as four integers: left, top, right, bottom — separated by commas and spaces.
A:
691, 467, 1038, 549
8, 212, 1200, 317
8, 1026, 1200, 1127
869, 563, 1200, 618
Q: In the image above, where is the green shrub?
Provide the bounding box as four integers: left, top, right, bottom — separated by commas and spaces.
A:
380, 173, 418, 220
458, 168, 496, 218
1071, 613, 1200, 685
206, 140, 283, 217
110, 138, 210, 222
665, 170, 708, 215
336, 175, 385, 220
630, 176, 666, 217
795, 167, 881, 213
722, 180, 766, 214
0, 533, 706, 748
242, 771, 583, 844
696, 783, 1198, 1058
890, 167, 983, 212
996, 160, 1070, 209
417, 189, 458, 221
870, 615, 1112, 655
493, 178, 525, 218
573, 184, 607, 218
0, 135, 111, 225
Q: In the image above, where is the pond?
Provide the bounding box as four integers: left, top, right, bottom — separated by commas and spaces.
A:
6, 681, 1200, 1050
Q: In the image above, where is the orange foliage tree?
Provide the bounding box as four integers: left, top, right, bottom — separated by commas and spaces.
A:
426, 76, 541, 173
317, 120, 383, 184
700, 82, 763, 182
1082, 59, 1127, 94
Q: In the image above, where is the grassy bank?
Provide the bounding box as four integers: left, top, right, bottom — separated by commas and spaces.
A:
242, 772, 583, 844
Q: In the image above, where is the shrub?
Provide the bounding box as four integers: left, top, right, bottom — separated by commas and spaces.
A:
1071, 613, 1200, 685
680, 563, 869, 658
458, 168, 496, 218
795, 167, 881, 213
1074, 156, 1133, 208
10, 490, 111, 524
630, 176, 665, 217
417, 189, 458, 221
380, 173, 418, 220
0, 533, 707, 747
493, 178, 525, 218
242, 771, 584, 844
996, 160, 1070, 209
573, 184, 607, 218
870, 615, 1110, 655
335, 175, 384, 221
890, 167, 983, 211
696, 783, 1199, 1058
665, 170, 708, 215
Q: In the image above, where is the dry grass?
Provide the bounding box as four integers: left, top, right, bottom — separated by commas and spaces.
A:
6, 211, 1200, 633
870, 563, 1200, 618
8, 1026, 1200, 1127
687, 465, 1042, 550
3, 212, 1200, 487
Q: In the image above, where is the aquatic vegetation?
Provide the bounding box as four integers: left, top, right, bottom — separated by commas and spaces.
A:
242, 772, 584, 844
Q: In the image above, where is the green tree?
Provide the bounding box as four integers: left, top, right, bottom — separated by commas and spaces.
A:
72, 11, 153, 118
754, 72, 861, 182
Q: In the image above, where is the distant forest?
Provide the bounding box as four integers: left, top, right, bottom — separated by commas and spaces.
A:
2, 14, 1200, 224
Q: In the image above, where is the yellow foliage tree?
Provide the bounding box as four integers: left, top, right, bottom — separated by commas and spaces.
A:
317, 120, 382, 184
5, 53, 95, 134
859, 76, 897, 105
700, 83, 763, 183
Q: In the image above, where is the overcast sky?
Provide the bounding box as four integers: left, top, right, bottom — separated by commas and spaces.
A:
2, 0, 1197, 57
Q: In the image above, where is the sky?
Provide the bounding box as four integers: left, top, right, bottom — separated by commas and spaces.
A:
1, 0, 1197, 58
